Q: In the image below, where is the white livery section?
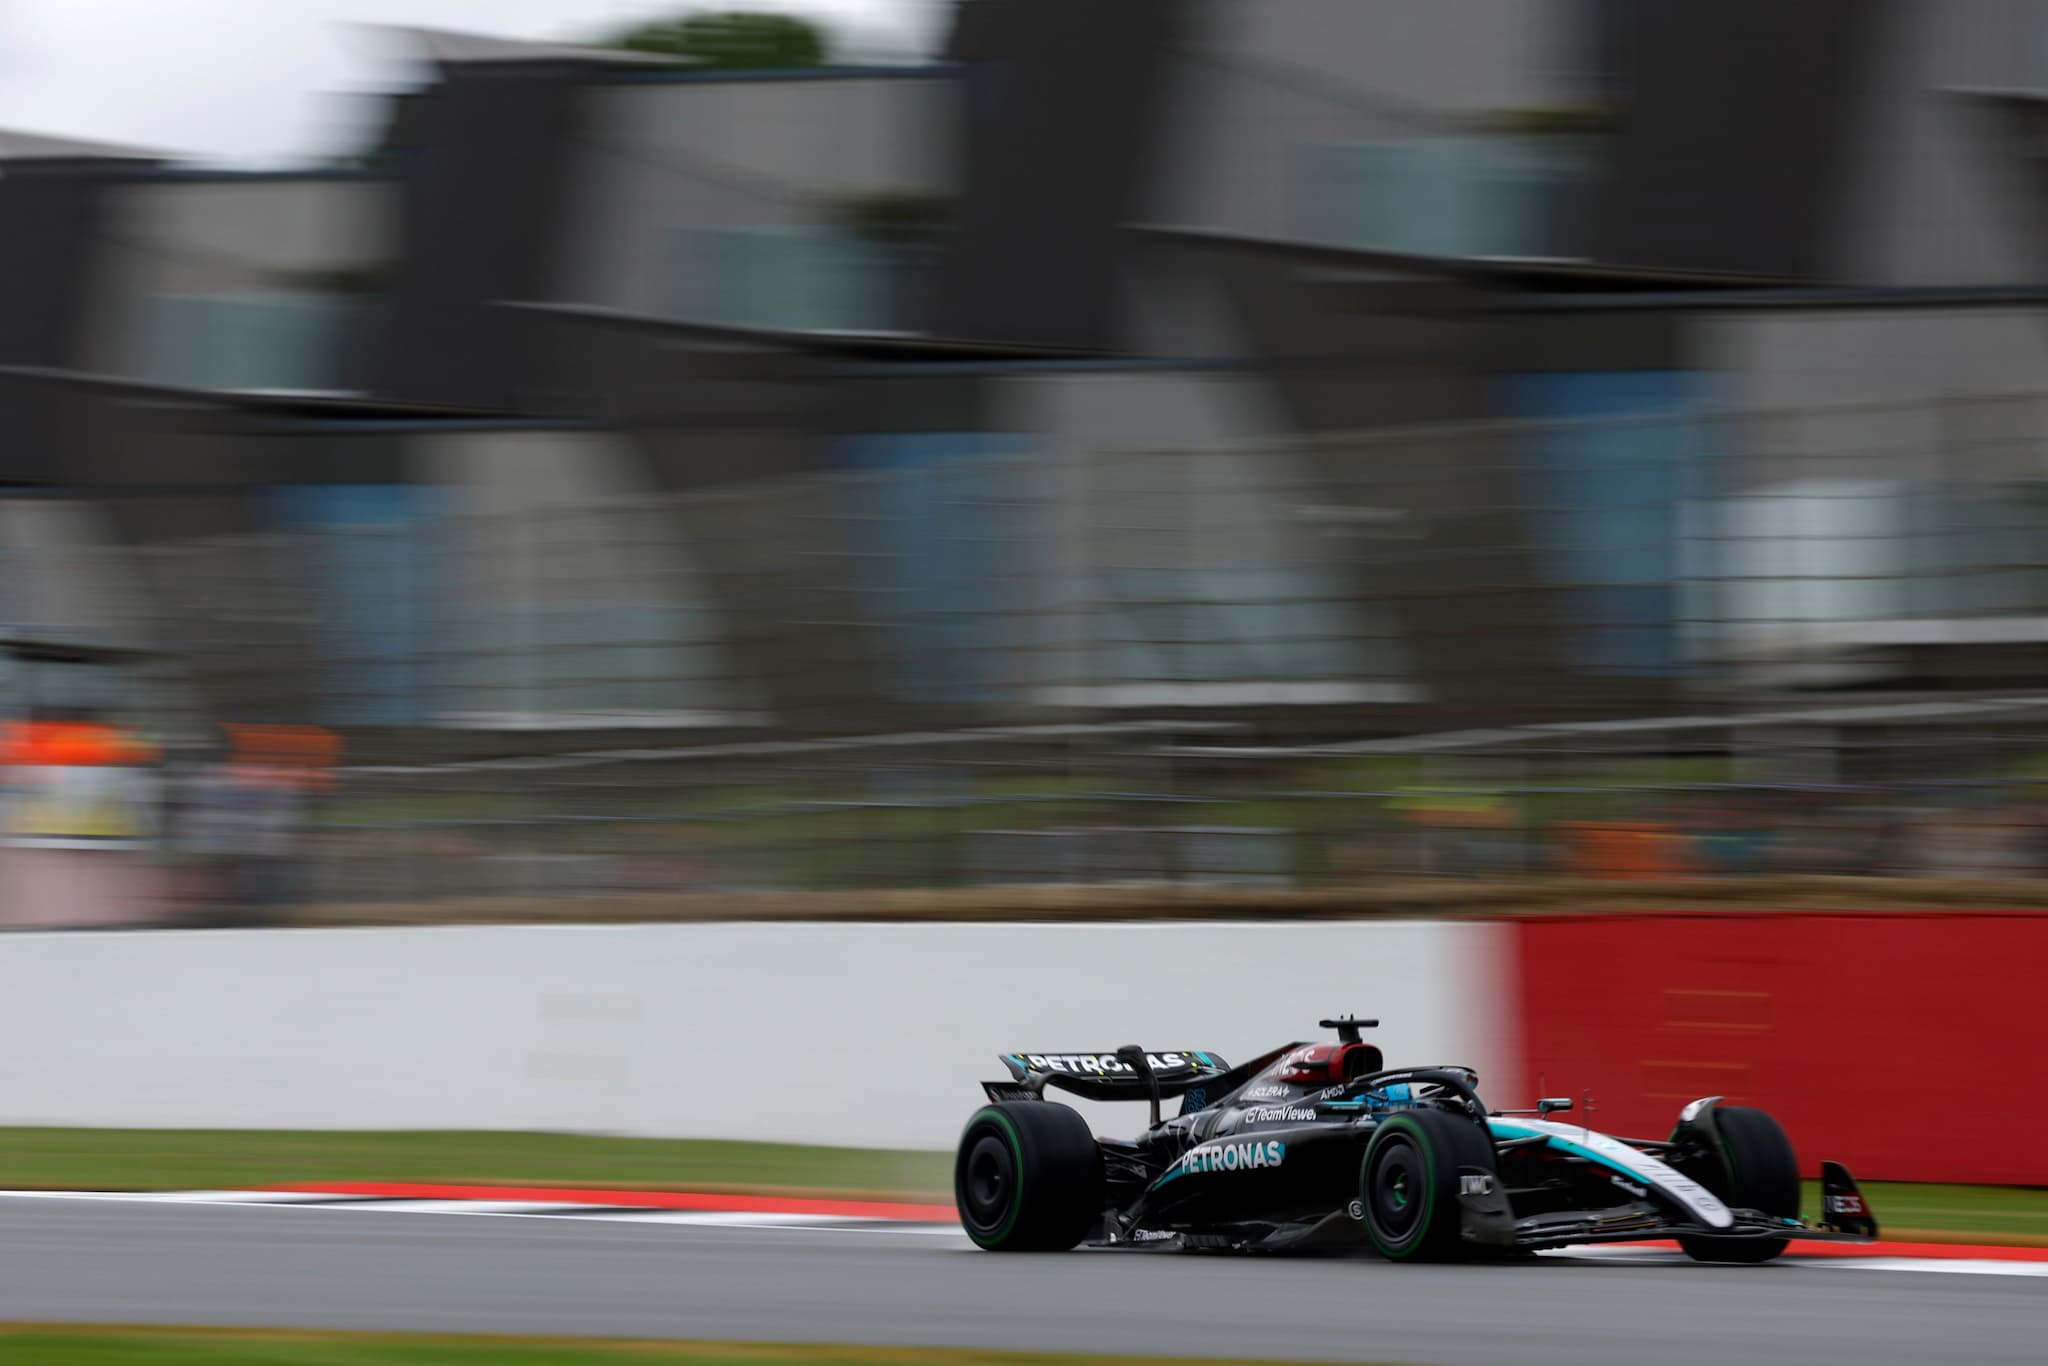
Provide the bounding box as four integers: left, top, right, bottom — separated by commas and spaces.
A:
1488, 1117, 1735, 1229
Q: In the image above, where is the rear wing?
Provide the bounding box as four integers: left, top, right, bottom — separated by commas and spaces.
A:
986, 1050, 1230, 1104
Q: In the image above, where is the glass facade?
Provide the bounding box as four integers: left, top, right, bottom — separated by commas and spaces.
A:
141, 293, 362, 392
268, 485, 437, 727
1505, 371, 1716, 676
681, 227, 904, 332
433, 499, 740, 726
1309, 134, 1592, 258
838, 434, 1034, 705
1685, 477, 2048, 656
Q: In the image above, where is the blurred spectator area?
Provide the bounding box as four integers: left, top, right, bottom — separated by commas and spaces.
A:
0, 387, 2031, 904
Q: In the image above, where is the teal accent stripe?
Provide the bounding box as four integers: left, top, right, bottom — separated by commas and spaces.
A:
1487, 1120, 1647, 1185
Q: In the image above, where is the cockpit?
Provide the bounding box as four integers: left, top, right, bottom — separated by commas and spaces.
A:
1266, 1041, 1385, 1089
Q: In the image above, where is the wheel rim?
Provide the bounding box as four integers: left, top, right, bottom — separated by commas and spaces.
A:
1371, 1138, 1423, 1241
960, 1132, 1015, 1233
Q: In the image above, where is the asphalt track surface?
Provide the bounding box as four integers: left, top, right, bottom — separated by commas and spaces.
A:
2, 1197, 2043, 1366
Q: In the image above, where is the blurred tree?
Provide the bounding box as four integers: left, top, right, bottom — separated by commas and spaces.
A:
608, 10, 832, 70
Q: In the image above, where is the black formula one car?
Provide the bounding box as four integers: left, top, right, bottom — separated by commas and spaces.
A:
955, 1017, 1879, 1262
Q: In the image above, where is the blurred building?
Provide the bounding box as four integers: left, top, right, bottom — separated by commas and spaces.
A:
2, 0, 2048, 769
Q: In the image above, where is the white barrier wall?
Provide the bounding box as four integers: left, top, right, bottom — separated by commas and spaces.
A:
0, 921, 1517, 1148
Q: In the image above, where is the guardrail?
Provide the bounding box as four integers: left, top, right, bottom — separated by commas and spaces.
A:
2, 909, 2037, 1184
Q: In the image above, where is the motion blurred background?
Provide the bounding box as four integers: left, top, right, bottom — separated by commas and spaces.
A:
21, 0, 2048, 918
0, 0, 2045, 1175
7, 13, 2048, 1366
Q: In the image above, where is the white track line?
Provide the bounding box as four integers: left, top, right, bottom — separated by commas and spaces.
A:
297, 1199, 590, 1216
1540, 1248, 1678, 1264
126, 1191, 349, 1205
1801, 1256, 2048, 1278
584, 1210, 872, 1227
1542, 1244, 2048, 1277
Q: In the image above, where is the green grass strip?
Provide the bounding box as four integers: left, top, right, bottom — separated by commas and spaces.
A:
0, 1328, 1401, 1366
1833, 1180, 2048, 1244
0, 1129, 952, 1203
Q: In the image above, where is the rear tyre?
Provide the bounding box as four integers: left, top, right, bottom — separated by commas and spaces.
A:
955, 1102, 1103, 1251
1676, 1106, 1799, 1264
1360, 1108, 1495, 1262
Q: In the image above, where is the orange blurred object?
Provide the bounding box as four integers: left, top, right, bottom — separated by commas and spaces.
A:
1556, 820, 1697, 879
223, 724, 343, 789
224, 724, 342, 767
0, 720, 156, 768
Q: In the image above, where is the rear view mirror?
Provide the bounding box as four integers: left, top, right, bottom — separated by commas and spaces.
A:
1536, 1097, 1573, 1116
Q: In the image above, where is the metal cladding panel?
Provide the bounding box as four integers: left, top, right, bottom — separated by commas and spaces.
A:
1694, 309, 2048, 491
933, 0, 1184, 349
1149, 0, 1592, 244
1191, 0, 1585, 111
1824, 0, 2048, 286
1498, 310, 1688, 375
1516, 912, 2048, 1184
558, 76, 957, 319
82, 178, 394, 388
0, 169, 116, 480
100, 494, 264, 545
632, 425, 828, 492
372, 66, 586, 409
1587, 0, 1896, 279
548, 325, 833, 432
0, 168, 106, 368
1184, 254, 1672, 720
1208, 254, 1492, 433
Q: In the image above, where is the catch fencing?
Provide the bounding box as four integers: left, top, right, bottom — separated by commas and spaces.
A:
14, 392, 2048, 909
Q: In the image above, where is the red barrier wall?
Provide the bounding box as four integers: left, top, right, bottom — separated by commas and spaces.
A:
1514, 912, 2048, 1185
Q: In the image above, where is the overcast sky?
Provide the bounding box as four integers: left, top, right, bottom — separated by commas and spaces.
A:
0, 0, 939, 166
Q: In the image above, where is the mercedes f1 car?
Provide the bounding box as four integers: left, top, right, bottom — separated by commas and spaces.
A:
955, 1017, 1878, 1262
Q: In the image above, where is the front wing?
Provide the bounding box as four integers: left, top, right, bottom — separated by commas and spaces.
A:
1095, 1162, 1879, 1256
1461, 1156, 1880, 1253
1494, 1206, 1875, 1253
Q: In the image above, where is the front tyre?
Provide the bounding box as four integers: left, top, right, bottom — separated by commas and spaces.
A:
1360, 1108, 1495, 1262
1676, 1105, 1799, 1264
955, 1102, 1103, 1251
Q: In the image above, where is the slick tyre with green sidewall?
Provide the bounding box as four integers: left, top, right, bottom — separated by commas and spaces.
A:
1676, 1105, 1799, 1264
955, 1101, 1103, 1251
1360, 1108, 1495, 1262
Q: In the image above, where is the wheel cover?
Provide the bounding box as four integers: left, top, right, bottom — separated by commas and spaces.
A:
961, 1132, 1015, 1233
1371, 1138, 1423, 1241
